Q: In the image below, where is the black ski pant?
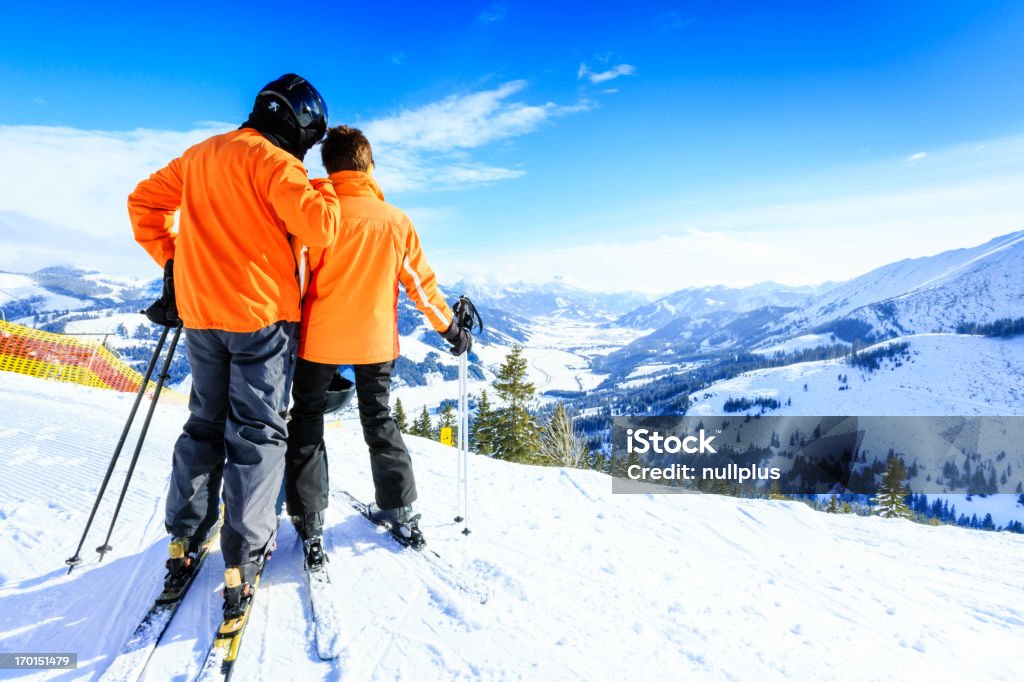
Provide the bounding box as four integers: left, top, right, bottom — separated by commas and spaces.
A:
165, 322, 297, 567
286, 358, 417, 515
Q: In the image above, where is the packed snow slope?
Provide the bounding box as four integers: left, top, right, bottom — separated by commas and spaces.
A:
0, 372, 1022, 681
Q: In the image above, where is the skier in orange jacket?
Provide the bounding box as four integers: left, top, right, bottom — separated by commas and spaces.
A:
128, 74, 340, 617
286, 125, 472, 563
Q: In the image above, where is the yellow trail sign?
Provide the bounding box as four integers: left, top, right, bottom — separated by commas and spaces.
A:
440, 426, 453, 446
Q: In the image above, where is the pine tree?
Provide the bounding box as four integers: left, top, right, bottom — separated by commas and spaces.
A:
874, 457, 911, 519
393, 398, 408, 433
826, 495, 840, 513
470, 389, 495, 456
491, 345, 542, 463
768, 480, 785, 500
540, 402, 586, 468
410, 406, 433, 439
437, 402, 456, 444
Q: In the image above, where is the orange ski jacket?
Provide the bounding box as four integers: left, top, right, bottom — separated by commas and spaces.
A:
128, 128, 341, 332
297, 171, 454, 365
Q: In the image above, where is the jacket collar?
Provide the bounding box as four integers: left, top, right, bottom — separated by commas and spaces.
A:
328, 171, 384, 200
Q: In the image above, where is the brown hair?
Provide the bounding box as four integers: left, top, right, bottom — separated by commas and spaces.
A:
320, 125, 374, 173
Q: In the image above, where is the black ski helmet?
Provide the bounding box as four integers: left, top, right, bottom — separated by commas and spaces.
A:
252, 73, 328, 155
324, 368, 355, 415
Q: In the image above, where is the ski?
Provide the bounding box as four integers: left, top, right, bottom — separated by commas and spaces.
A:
299, 534, 345, 660
196, 558, 268, 681
100, 524, 222, 682
336, 489, 491, 604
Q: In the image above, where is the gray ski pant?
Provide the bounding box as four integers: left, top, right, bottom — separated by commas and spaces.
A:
165, 321, 298, 567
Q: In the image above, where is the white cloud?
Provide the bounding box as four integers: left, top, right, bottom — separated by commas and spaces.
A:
0, 124, 231, 241
478, 3, 507, 24
360, 80, 587, 191
0, 81, 590, 275
578, 63, 636, 84
907, 151, 927, 161
0, 123, 231, 277
658, 11, 695, 33
365, 81, 560, 152
436, 135, 1024, 292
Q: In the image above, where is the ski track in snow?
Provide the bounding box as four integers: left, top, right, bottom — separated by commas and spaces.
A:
1, 371, 1023, 681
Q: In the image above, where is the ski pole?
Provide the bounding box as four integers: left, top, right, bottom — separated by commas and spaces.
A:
459, 351, 471, 535
454, 349, 465, 525
65, 324, 170, 574
450, 296, 482, 536
96, 323, 183, 562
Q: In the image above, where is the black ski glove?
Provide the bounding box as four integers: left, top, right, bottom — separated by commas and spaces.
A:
143, 259, 180, 327
441, 317, 472, 356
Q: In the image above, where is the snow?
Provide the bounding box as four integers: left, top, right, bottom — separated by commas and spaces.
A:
391, 372, 489, 418
392, 317, 628, 414
63, 314, 147, 337
753, 333, 839, 356
1, 371, 1023, 680
522, 316, 637, 392
689, 334, 1024, 417
0, 272, 91, 315
626, 363, 678, 379
63, 313, 155, 350
777, 231, 1024, 336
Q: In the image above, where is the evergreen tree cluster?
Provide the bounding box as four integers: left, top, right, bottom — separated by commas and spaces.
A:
408, 405, 433, 439
938, 457, 1000, 494
905, 492, 1021, 532
722, 396, 781, 414
571, 343, 852, 426
396, 343, 595, 470
847, 342, 910, 372
955, 317, 1024, 338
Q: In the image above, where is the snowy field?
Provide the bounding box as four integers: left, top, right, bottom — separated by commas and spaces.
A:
688, 334, 1024, 417
0, 273, 89, 316
752, 333, 840, 356
0, 372, 1022, 681
393, 317, 636, 415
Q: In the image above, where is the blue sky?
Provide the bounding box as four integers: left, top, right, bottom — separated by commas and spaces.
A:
2, 1, 1024, 292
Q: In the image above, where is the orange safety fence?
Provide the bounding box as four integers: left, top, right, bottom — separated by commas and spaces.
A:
0, 319, 176, 396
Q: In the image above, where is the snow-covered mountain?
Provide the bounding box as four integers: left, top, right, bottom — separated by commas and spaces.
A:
0, 266, 152, 322
450, 278, 651, 321
0, 371, 1021, 681
5, 230, 1024, 421
613, 282, 821, 331
688, 333, 1024, 417
587, 231, 1024, 397
771, 231, 1024, 341
594, 305, 796, 379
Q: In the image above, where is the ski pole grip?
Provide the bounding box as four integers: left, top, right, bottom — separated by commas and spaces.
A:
454, 295, 483, 334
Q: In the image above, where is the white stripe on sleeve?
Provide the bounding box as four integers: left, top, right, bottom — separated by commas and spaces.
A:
403, 255, 449, 329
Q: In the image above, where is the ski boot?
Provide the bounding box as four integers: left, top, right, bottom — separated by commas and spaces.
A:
291, 511, 327, 572
162, 536, 200, 601
368, 503, 426, 550
222, 561, 261, 620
